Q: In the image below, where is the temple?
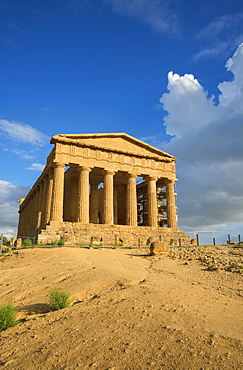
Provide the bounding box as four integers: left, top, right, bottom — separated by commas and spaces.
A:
17, 133, 190, 245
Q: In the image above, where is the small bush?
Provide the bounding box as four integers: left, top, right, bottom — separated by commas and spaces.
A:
57, 239, 65, 246
51, 240, 58, 246
22, 238, 32, 247
49, 287, 72, 311
0, 302, 19, 331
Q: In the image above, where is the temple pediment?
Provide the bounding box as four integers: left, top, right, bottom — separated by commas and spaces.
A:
51, 133, 175, 162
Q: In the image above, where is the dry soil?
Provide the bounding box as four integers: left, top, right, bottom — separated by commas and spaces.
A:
0, 245, 242, 370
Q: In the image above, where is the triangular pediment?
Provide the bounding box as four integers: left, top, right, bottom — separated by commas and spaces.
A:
51, 133, 175, 162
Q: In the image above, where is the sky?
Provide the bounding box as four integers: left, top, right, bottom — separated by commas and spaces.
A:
0, 0, 243, 244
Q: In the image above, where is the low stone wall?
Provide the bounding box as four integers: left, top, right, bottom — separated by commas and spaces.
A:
35, 222, 190, 246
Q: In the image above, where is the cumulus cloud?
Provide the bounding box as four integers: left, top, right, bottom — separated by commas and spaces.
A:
159, 43, 243, 238
103, 0, 180, 35
27, 163, 45, 171
160, 72, 217, 137
0, 180, 29, 238
0, 119, 49, 146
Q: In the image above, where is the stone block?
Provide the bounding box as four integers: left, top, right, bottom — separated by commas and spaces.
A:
150, 241, 169, 255
16, 238, 22, 248
10, 237, 16, 247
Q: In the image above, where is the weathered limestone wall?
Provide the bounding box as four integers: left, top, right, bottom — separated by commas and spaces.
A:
35, 222, 190, 246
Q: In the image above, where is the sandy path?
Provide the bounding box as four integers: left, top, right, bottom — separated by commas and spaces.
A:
0, 246, 242, 369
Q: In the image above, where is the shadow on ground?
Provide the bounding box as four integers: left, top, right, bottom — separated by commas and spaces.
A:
18, 303, 52, 314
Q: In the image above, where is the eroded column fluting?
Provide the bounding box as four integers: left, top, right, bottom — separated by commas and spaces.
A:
50, 162, 65, 222
126, 173, 138, 226
40, 175, 48, 228
166, 180, 177, 228
103, 170, 115, 225
45, 169, 54, 224
77, 166, 91, 223
30, 191, 38, 232
113, 185, 118, 225
147, 176, 158, 227
90, 181, 99, 224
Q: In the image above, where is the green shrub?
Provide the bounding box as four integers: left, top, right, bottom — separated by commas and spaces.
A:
0, 302, 19, 331
51, 240, 58, 246
22, 238, 32, 246
57, 239, 65, 246
49, 287, 72, 311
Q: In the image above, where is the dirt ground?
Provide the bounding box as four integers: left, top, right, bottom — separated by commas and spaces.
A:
0, 245, 242, 370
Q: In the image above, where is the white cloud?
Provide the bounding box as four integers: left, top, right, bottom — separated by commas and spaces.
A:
27, 163, 45, 171
0, 119, 49, 146
0, 180, 29, 239
218, 43, 243, 110
12, 149, 35, 159
159, 43, 243, 237
160, 71, 217, 137
194, 13, 243, 60
193, 42, 228, 61
103, 0, 180, 35
197, 15, 239, 39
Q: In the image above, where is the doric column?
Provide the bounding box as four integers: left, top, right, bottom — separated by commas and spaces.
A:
30, 192, 38, 232
126, 173, 138, 226
90, 181, 99, 224
77, 166, 91, 223
37, 182, 45, 229
25, 198, 31, 234
40, 175, 48, 227
146, 176, 158, 227
50, 162, 65, 222
166, 180, 177, 228
113, 185, 118, 224
45, 169, 53, 224
21, 202, 27, 236
17, 204, 24, 237
34, 186, 42, 229
103, 170, 115, 225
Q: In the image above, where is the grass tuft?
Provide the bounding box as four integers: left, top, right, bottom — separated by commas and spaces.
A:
0, 302, 19, 331
49, 287, 72, 311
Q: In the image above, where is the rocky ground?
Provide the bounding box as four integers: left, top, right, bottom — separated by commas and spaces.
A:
0, 244, 242, 369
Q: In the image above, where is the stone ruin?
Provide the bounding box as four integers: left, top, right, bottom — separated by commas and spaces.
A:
17, 133, 190, 246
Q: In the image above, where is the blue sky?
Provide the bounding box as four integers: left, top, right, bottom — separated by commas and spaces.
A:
0, 0, 243, 243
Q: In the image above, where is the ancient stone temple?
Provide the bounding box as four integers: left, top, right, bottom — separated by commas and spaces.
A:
17, 133, 190, 245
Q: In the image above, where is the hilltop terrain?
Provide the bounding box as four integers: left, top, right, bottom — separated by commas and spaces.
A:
0, 245, 242, 369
